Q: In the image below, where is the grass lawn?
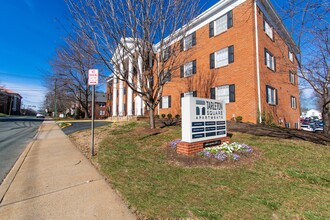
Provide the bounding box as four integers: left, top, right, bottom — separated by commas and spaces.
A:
97, 121, 330, 219
0, 113, 7, 117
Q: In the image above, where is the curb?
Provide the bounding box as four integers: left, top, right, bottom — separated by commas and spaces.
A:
0, 123, 43, 204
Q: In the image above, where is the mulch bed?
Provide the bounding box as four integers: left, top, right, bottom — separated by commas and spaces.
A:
227, 121, 330, 145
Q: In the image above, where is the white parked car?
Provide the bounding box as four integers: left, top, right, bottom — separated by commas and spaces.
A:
36, 113, 45, 118
300, 124, 314, 132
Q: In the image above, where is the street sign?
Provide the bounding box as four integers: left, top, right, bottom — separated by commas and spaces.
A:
88, 69, 99, 85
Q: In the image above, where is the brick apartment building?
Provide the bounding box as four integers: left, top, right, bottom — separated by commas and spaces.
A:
88, 92, 108, 119
0, 87, 22, 115
107, 0, 300, 128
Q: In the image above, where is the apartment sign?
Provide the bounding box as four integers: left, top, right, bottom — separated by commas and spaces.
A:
181, 96, 226, 143
88, 69, 99, 85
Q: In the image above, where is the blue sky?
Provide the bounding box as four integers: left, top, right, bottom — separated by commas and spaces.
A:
0, 0, 315, 111
0, 0, 68, 110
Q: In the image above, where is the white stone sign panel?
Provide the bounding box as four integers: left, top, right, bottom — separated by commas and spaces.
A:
181, 96, 226, 143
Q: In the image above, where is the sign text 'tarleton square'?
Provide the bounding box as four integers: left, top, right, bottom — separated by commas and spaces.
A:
181, 97, 227, 143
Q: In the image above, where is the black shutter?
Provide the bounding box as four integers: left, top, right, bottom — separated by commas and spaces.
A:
192, 32, 196, 46
193, 60, 197, 74
264, 48, 268, 65
180, 65, 184, 78
210, 53, 215, 69
209, 21, 214, 37
263, 16, 266, 31
159, 52, 163, 62
274, 56, 276, 72
193, 91, 197, 97
180, 38, 184, 51
229, 84, 235, 102
228, 45, 234, 63
168, 96, 171, 108
210, 88, 215, 99
227, 10, 233, 28
150, 76, 154, 87
275, 89, 278, 105
160, 97, 163, 108
266, 85, 269, 103
167, 47, 171, 60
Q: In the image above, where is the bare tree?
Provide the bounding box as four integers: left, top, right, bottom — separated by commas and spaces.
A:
49, 36, 103, 119
183, 70, 217, 98
277, 0, 330, 134
43, 89, 73, 116
65, 0, 200, 128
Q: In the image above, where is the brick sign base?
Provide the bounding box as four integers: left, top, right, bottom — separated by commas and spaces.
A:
177, 136, 231, 156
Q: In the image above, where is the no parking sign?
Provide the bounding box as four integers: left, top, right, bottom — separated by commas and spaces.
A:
88, 69, 99, 85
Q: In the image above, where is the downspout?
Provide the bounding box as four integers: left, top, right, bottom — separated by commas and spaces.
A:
254, 0, 262, 123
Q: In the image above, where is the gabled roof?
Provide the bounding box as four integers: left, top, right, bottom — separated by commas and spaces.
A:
0, 87, 22, 98
88, 92, 106, 103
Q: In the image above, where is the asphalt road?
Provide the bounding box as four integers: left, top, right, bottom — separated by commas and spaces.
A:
62, 121, 112, 135
0, 116, 43, 184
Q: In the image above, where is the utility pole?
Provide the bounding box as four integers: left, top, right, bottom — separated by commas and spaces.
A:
8, 95, 12, 115
54, 79, 57, 118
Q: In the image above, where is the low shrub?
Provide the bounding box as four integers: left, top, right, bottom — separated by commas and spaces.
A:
236, 116, 243, 123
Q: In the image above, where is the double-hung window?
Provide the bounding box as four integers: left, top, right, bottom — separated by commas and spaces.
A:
180, 60, 196, 77
209, 10, 233, 37
210, 84, 235, 103
266, 85, 278, 105
265, 48, 276, 71
160, 96, 171, 108
180, 32, 196, 51
210, 45, 234, 69
288, 50, 294, 62
263, 17, 273, 40
161, 47, 171, 62
291, 96, 297, 109
285, 123, 290, 128
289, 71, 295, 84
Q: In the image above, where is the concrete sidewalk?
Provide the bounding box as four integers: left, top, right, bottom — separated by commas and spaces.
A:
0, 121, 136, 219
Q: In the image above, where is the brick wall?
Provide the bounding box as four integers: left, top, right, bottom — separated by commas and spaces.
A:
159, 0, 300, 127
107, 0, 301, 128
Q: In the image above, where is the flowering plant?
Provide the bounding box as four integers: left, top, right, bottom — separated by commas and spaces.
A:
198, 142, 253, 161
169, 139, 181, 149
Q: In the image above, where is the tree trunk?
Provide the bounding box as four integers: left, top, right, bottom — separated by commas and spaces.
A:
323, 98, 330, 135
84, 94, 89, 119
149, 107, 155, 129
84, 109, 89, 119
